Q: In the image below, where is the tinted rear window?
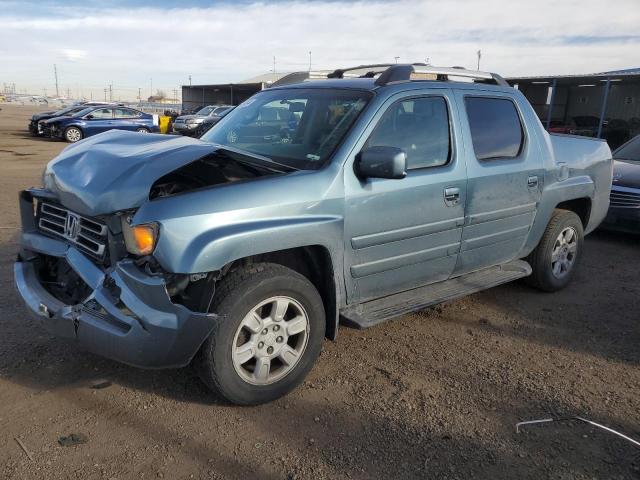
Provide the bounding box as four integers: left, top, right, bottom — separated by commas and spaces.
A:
465, 97, 523, 160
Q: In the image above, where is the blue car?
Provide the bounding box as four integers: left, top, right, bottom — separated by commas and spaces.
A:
41, 105, 159, 143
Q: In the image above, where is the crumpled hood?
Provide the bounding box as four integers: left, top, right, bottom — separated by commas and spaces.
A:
612, 159, 640, 190
32, 111, 57, 121
42, 115, 71, 125
44, 130, 218, 216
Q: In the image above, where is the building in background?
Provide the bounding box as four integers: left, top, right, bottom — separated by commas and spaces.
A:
509, 68, 640, 150
180, 72, 289, 113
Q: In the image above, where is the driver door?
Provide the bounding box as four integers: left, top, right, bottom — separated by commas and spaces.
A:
85, 108, 115, 134
343, 89, 467, 303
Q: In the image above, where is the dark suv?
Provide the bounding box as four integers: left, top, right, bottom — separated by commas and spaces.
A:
173, 105, 234, 136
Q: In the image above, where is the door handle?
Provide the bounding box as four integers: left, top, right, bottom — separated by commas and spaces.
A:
444, 187, 460, 206
527, 176, 539, 188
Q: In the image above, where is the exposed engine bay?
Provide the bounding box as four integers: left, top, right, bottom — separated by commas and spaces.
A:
149, 151, 288, 200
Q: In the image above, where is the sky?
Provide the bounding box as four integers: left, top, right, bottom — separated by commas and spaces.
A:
1, 0, 639, 101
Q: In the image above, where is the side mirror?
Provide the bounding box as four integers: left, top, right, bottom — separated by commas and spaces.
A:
355, 146, 407, 180
85, 114, 94, 120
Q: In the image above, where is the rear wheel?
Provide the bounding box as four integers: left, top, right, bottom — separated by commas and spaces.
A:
195, 263, 325, 405
64, 126, 83, 143
525, 209, 584, 292
136, 127, 150, 133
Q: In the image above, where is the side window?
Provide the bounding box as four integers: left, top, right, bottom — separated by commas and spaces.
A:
365, 96, 451, 169
114, 108, 140, 118
465, 97, 524, 160
90, 108, 113, 119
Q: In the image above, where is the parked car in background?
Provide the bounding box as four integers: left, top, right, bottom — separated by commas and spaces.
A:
173, 105, 234, 136
29, 102, 114, 136
548, 115, 630, 150
14, 64, 612, 405
602, 135, 640, 233
41, 106, 159, 142
195, 106, 235, 137
180, 104, 204, 115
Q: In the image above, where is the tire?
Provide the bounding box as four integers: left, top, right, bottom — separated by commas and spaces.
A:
136, 127, 150, 133
525, 209, 584, 292
195, 263, 325, 405
64, 126, 83, 143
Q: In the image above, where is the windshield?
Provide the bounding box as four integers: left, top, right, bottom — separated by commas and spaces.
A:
213, 106, 231, 116
614, 136, 640, 162
71, 107, 95, 117
197, 106, 215, 116
53, 105, 78, 116
200, 88, 371, 170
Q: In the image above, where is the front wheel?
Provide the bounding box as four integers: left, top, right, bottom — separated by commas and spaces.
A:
64, 126, 83, 143
195, 263, 325, 405
136, 127, 150, 133
525, 209, 584, 292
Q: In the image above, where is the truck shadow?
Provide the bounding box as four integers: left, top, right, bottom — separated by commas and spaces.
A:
464, 228, 640, 367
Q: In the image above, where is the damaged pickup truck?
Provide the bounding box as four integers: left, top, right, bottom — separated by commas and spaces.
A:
14, 64, 612, 405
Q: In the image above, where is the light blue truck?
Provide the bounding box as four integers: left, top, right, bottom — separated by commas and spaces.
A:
14, 64, 612, 404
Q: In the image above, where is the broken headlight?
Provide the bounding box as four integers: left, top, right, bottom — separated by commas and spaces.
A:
121, 216, 158, 256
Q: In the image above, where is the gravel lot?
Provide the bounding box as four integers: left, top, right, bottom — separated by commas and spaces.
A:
0, 104, 639, 480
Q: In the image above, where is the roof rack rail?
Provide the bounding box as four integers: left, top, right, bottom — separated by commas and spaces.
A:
326, 63, 426, 79
374, 64, 509, 87
269, 64, 509, 88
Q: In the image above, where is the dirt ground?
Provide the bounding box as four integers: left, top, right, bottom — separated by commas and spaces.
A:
0, 103, 638, 480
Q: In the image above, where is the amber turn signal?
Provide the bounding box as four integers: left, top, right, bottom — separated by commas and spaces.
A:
132, 225, 157, 255
121, 217, 158, 256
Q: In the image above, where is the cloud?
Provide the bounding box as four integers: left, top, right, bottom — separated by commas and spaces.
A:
61, 49, 88, 62
1, 0, 639, 100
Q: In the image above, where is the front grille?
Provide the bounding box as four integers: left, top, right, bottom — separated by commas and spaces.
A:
610, 188, 640, 209
37, 202, 108, 259
41, 124, 54, 137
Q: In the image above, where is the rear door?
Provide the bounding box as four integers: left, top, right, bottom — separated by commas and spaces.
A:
452, 91, 543, 275
113, 108, 140, 131
343, 89, 467, 303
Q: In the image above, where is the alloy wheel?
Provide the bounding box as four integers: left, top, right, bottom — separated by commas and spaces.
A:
551, 226, 578, 279
232, 296, 310, 385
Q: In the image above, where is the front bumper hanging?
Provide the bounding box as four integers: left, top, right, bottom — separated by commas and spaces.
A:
14, 192, 217, 369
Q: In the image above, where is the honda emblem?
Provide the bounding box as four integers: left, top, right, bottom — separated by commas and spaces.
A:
65, 213, 80, 240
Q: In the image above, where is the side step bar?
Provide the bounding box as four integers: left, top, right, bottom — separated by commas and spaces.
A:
340, 260, 531, 329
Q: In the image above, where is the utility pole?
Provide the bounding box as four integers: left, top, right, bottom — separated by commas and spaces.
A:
308, 51, 312, 72
53, 64, 59, 97
477, 50, 481, 70
104, 88, 107, 101
189, 75, 192, 86
109, 82, 113, 102
394, 56, 400, 64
